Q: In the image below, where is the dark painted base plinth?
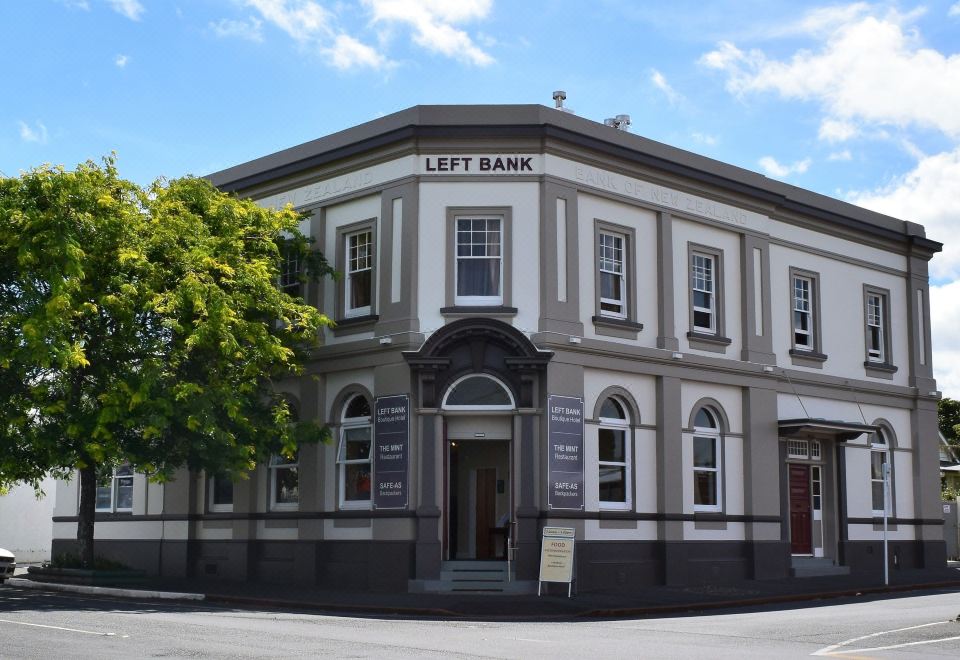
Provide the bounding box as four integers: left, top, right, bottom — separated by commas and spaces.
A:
840, 540, 947, 575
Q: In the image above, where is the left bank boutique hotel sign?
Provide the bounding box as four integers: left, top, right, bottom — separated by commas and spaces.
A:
547, 395, 584, 510
373, 395, 410, 510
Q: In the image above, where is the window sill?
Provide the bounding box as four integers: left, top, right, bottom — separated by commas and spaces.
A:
441, 305, 518, 318
592, 315, 643, 339
789, 349, 828, 368
864, 361, 898, 379
332, 313, 379, 337
686, 331, 731, 353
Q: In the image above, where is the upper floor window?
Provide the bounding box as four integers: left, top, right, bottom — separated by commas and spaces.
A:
793, 275, 814, 351
456, 216, 502, 305
692, 407, 722, 512
338, 394, 372, 508
279, 248, 301, 299
95, 463, 133, 513
691, 252, 716, 334
598, 396, 631, 510
345, 229, 373, 317
866, 292, 886, 362
598, 231, 626, 319
269, 452, 299, 511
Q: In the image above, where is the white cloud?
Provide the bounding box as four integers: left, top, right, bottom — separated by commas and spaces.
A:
758, 156, 811, 178
848, 146, 960, 281
363, 0, 494, 66
324, 33, 388, 70
691, 132, 718, 146
930, 280, 960, 398
701, 8, 960, 139
114, 54, 129, 68
210, 17, 264, 43
246, 0, 389, 70
828, 149, 852, 161
106, 0, 144, 21
246, 0, 332, 43
818, 118, 858, 143
18, 120, 48, 144
950, 3, 960, 18
651, 69, 683, 105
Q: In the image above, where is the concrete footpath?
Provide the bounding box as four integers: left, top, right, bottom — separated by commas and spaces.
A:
7, 565, 960, 620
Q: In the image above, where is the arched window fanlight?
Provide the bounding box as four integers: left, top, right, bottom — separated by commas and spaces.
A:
442, 374, 515, 410
694, 407, 717, 429
599, 397, 627, 423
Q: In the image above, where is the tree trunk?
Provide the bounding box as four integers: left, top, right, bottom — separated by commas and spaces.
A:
77, 464, 97, 569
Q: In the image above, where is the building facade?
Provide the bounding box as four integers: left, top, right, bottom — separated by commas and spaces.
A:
51, 105, 945, 592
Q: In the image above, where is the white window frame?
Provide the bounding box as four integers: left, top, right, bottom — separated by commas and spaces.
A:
597, 398, 632, 510
866, 293, 885, 362
793, 275, 814, 351
870, 432, 889, 516
279, 247, 301, 297
269, 452, 299, 511
207, 474, 234, 513
344, 229, 373, 317
598, 231, 627, 319
787, 439, 810, 459
692, 410, 722, 513
441, 374, 515, 411
454, 215, 503, 306
337, 395, 373, 510
94, 464, 134, 513
691, 252, 716, 334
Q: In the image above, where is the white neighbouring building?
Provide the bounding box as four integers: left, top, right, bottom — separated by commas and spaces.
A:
51, 104, 945, 593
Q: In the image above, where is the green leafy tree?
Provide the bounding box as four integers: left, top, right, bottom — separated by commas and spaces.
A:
0, 157, 333, 567
939, 398, 960, 448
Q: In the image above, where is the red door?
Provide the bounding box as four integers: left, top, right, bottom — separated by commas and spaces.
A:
790, 464, 812, 554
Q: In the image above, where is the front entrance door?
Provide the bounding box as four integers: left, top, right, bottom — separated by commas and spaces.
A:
445, 438, 510, 560
790, 464, 812, 554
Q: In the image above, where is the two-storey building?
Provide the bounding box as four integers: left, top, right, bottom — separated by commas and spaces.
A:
51, 104, 945, 593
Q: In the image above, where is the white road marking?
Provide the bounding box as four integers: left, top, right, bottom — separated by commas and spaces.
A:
832, 634, 960, 655
0, 618, 116, 636
812, 621, 954, 656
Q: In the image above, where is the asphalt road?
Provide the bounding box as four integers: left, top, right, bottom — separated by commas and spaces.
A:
1, 584, 960, 658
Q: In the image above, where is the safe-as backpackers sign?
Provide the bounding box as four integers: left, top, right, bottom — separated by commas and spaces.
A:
547, 395, 584, 510
373, 395, 409, 510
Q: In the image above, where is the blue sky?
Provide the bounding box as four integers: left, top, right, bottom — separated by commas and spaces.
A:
3, 0, 960, 395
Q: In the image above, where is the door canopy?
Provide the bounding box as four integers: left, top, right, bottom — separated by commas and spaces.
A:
404, 318, 552, 409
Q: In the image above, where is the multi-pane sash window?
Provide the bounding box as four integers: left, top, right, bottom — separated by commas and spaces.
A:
597, 397, 630, 509
208, 475, 234, 513
871, 431, 889, 515
95, 464, 133, 512
338, 395, 372, 508
345, 230, 373, 316
691, 253, 716, 333
269, 453, 299, 510
793, 276, 813, 350
866, 293, 884, 362
456, 217, 502, 304
812, 466, 822, 512
279, 249, 301, 298
692, 407, 721, 511
598, 232, 626, 318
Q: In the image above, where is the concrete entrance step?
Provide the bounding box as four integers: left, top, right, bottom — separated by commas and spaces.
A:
414, 561, 537, 594
791, 556, 851, 578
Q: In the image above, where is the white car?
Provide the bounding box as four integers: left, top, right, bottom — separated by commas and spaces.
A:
0, 548, 15, 583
